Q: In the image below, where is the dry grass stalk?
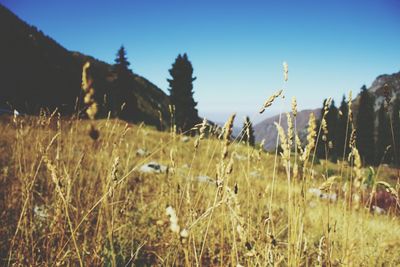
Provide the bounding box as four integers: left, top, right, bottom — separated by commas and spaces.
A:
275, 116, 293, 170
259, 89, 283, 114
287, 113, 294, 148
321, 118, 328, 142
82, 62, 100, 140
82, 62, 98, 120
292, 97, 297, 117
321, 98, 332, 142
349, 128, 356, 152
319, 176, 339, 192
301, 112, 317, 163
350, 146, 363, 187
293, 134, 303, 179
194, 117, 208, 149
221, 113, 236, 160
169, 148, 176, 175
283, 61, 289, 82
324, 98, 332, 113
243, 117, 252, 145
257, 139, 266, 160
295, 134, 304, 156
348, 91, 353, 121
43, 156, 83, 266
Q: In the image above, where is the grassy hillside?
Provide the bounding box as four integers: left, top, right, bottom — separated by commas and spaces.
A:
1, 112, 399, 266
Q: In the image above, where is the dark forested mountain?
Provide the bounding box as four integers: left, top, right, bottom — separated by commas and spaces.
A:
352, 71, 400, 118
0, 4, 171, 128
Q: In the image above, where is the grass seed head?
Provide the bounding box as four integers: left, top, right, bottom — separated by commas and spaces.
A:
81, 62, 92, 92
221, 113, 236, 159
194, 117, 208, 149
295, 134, 304, 156
301, 112, 317, 162
291, 97, 297, 117
275, 122, 290, 165
349, 146, 363, 188
81, 61, 98, 120
348, 91, 353, 120
283, 61, 289, 82
319, 176, 339, 192
259, 89, 283, 114
286, 113, 293, 147
321, 118, 328, 142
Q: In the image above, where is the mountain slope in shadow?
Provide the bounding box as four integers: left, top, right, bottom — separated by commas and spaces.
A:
0, 4, 171, 128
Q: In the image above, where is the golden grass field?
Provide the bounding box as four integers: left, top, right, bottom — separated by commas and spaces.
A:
0, 108, 399, 266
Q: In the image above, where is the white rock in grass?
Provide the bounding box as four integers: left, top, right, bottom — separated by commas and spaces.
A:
181, 136, 190, 143
322, 192, 337, 201
372, 205, 385, 215
309, 201, 317, 208
234, 153, 247, 161
195, 175, 214, 183
136, 148, 148, 157
308, 188, 337, 201
180, 229, 189, 238
181, 164, 190, 169
308, 188, 322, 197
249, 171, 263, 179
139, 162, 167, 174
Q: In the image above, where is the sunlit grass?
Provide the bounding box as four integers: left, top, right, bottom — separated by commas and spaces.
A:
0, 112, 399, 266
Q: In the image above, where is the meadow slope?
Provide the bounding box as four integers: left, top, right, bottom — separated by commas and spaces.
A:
0, 114, 399, 266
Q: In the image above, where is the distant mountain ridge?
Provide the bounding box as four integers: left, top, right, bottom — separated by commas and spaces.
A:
0, 4, 171, 127
254, 109, 321, 151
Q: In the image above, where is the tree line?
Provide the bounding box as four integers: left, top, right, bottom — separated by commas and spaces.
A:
315, 86, 400, 166
109, 47, 400, 164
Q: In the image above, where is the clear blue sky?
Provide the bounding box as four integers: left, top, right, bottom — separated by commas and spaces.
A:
2, 0, 400, 123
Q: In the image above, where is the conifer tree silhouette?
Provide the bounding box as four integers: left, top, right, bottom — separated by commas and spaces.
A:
242, 116, 255, 146
376, 102, 391, 164
112, 46, 136, 120
167, 53, 199, 133
356, 85, 375, 165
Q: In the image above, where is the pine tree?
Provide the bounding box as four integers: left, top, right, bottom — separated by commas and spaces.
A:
168, 53, 199, 132
112, 46, 135, 120
391, 96, 400, 166
376, 102, 391, 164
336, 95, 352, 160
356, 85, 375, 165
241, 116, 255, 146
114, 46, 131, 74
326, 100, 339, 161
